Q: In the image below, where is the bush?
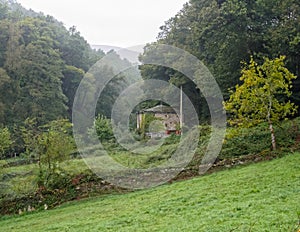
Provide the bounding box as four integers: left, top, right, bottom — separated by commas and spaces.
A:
163, 133, 180, 145
93, 115, 114, 142
190, 118, 300, 168
220, 118, 300, 158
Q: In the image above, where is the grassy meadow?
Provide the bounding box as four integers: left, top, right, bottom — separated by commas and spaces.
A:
0, 153, 299, 231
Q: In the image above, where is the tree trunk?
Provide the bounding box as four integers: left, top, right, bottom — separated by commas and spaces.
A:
267, 95, 276, 150
269, 122, 276, 151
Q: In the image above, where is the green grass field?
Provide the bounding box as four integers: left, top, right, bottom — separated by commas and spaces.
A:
0, 153, 299, 231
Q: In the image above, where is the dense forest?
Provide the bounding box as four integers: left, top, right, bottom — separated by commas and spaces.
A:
0, 0, 106, 125
140, 0, 300, 121
0, 0, 132, 155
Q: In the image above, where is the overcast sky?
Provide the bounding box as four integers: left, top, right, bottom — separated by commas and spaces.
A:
17, 0, 188, 48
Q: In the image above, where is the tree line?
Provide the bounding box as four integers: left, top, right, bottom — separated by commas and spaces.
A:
139, 0, 300, 121
0, 0, 128, 156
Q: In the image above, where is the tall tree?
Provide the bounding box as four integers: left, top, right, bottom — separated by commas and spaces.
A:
0, 68, 13, 124
12, 38, 68, 124
224, 56, 298, 150
0, 127, 12, 158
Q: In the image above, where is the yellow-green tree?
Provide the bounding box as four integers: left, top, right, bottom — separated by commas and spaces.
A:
0, 127, 12, 158
224, 56, 298, 150
36, 119, 75, 187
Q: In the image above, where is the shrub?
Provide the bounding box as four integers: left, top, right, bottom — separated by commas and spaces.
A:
92, 115, 114, 142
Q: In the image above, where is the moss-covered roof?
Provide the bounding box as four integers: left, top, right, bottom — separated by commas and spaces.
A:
139, 105, 177, 114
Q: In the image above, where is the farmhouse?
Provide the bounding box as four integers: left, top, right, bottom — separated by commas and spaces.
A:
136, 105, 181, 137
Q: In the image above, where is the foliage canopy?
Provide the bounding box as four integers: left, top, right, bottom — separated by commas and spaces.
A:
224, 56, 298, 127
224, 56, 298, 150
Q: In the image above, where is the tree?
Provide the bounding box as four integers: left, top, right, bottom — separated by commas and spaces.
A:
20, 117, 39, 157
38, 119, 74, 166
36, 119, 75, 187
0, 127, 12, 158
224, 56, 298, 150
0, 68, 13, 123
62, 65, 85, 117
13, 39, 68, 124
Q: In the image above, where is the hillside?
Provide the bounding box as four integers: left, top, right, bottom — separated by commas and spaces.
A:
0, 1, 299, 230
0, 153, 299, 231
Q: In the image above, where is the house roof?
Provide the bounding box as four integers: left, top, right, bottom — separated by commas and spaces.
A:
139, 105, 177, 114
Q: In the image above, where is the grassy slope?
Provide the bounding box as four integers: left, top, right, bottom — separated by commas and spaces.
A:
0, 153, 299, 232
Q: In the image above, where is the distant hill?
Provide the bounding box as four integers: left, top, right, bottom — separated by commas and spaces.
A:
92, 45, 122, 53
92, 44, 145, 64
